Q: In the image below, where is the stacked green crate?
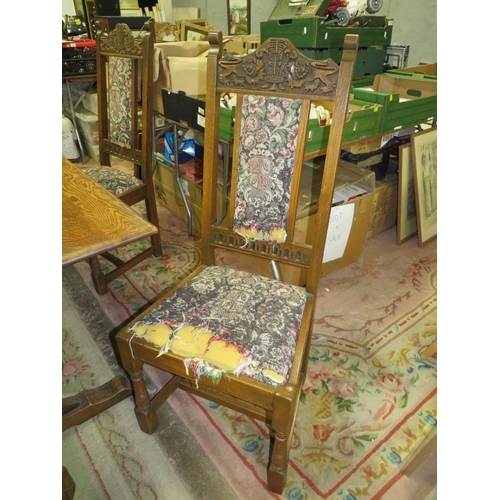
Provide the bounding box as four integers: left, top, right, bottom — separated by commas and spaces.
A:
352, 73, 437, 134
260, 0, 393, 79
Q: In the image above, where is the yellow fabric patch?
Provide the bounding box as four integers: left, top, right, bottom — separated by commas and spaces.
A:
133, 322, 267, 379
133, 323, 172, 347
262, 369, 285, 384
169, 326, 213, 358
234, 227, 287, 244
204, 339, 244, 372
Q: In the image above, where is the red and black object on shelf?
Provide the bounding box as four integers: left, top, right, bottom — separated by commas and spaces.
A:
62, 39, 97, 76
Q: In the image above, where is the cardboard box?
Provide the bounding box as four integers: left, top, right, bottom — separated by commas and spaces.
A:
223, 35, 260, 55
233, 159, 376, 285
366, 173, 398, 238
153, 41, 210, 111
298, 190, 375, 279
352, 73, 437, 134
153, 161, 204, 234
389, 62, 437, 77
153, 158, 224, 236
297, 158, 376, 217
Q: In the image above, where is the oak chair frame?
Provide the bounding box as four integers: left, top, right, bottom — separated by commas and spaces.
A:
116, 32, 358, 493
88, 19, 162, 295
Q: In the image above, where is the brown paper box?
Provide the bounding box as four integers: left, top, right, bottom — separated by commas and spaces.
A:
366, 173, 398, 239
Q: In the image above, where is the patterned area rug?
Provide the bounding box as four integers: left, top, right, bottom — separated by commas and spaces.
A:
64, 198, 437, 500
62, 286, 196, 499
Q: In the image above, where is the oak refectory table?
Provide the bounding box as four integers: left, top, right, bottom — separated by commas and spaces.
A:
62, 156, 159, 431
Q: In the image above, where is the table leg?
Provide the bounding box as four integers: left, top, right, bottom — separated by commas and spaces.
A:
62, 466, 76, 500
62, 375, 131, 432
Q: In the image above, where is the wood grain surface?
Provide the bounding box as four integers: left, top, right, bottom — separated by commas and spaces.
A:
62, 157, 158, 267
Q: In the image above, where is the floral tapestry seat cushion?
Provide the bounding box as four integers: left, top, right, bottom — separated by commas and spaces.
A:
130, 265, 309, 386
84, 166, 143, 196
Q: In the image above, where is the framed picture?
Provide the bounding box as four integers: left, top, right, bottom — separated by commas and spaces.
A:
181, 22, 211, 41
397, 142, 418, 244
155, 22, 177, 42
176, 18, 208, 32
227, 0, 250, 35
121, 8, 143, 16
120, 0, 139, 8
411, 127, 437, 247
73, 0, 86, 17
84, 0, 97, 38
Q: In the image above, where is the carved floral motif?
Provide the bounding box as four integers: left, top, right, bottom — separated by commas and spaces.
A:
218, 38, 339, 96
99, 23, 147, 56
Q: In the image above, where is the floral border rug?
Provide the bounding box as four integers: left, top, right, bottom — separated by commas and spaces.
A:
70, 200, 437, 500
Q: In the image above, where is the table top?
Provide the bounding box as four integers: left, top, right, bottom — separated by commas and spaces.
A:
62, 157, 158, 267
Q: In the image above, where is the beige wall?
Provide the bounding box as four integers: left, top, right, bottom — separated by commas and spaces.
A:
378, 0, 437, 67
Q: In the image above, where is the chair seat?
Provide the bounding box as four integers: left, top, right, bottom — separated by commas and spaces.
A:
85, 166, 144, 196
130, 265, 309, 385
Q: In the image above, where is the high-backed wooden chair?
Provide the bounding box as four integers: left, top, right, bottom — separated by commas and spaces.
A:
84, 19, 162, 295
116, 32, 358, 493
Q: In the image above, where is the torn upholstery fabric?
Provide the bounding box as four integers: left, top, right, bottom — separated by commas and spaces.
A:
232, 95, 302, 244
130, 265, 308, 385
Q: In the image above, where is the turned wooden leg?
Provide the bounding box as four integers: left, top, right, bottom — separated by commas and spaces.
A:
151, 232, 163, 257
62, 376, 131, 432
116, 334, 159, 434
89, 257, 109, 295
62, 467, 75, 500
267, 384, 298, 494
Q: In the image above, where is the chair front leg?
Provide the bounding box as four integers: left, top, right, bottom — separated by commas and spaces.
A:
267, 384, 298, 494
116, 334, 159, 434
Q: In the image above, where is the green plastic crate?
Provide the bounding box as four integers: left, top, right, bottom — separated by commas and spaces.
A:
295, 46, 386, 78
352, 75, 375, 87
219, 105, 235, 143
267, 0, 331, 20
352, 73, 437, 134
261, 17, 331, 49
261, 17, 392, 50
305, 98, 382, 154
217, 96, 381, 152
323, 18, 392, 47
385, 69, 437, 82
327, 45, 387, 77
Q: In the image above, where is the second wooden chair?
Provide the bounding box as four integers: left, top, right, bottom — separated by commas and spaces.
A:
84, 19, 162, 295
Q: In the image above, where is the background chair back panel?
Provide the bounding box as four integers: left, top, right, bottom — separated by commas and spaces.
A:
108, 56, 134, 149
96, 21, 154, 166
